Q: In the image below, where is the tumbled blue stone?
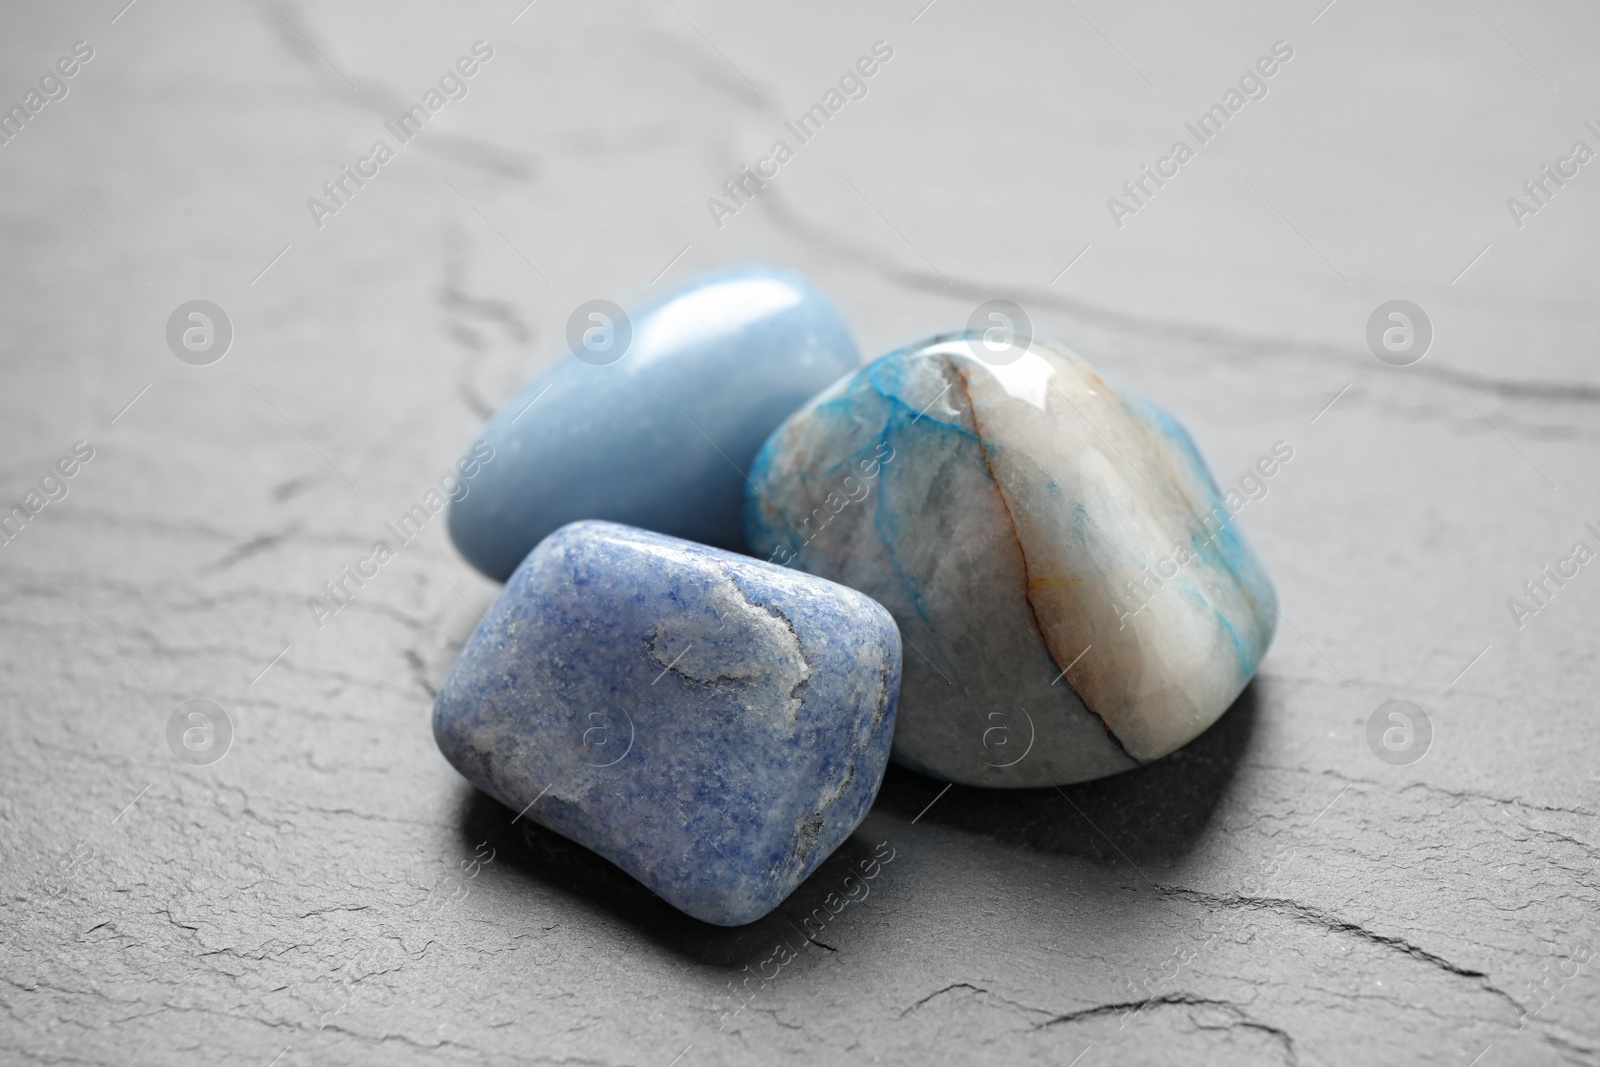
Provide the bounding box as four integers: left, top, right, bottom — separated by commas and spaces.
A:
447, 266, 860, 580
745, 333, 1277, 788
433, 520, 901, 926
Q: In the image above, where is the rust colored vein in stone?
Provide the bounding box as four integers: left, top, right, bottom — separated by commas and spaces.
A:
950, 360, 1133, 759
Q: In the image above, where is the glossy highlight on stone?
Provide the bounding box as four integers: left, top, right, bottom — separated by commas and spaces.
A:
433, 520, 901, 925
745, 332, 1277, 787
448, 266, 861, 581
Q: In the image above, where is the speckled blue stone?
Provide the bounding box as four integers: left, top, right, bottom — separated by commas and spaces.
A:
447, 266, 860, 580
433, 520, 901, 926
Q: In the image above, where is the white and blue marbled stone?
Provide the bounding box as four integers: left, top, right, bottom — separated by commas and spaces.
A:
745, 333, 1277, 788
433, 520, 901, 926
448, 266, 860, 581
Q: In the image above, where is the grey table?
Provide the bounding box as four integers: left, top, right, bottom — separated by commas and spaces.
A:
3, 1, 1597, 1064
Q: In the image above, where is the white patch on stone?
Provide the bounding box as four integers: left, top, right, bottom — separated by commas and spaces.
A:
650, 564, 810, 730
983, 350, 1054, 410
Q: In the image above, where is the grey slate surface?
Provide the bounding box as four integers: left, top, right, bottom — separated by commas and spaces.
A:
2, 1, 1598, 1064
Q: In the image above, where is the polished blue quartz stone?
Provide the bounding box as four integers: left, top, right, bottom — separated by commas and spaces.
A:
447, 266, 860, 580
432, 520, 902, 926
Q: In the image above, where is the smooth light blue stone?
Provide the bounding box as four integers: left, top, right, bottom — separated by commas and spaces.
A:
448, 267, 860, 580
432, 520, 901, 926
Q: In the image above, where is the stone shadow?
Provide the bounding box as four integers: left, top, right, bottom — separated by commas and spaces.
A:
872, 680, 1262, 868
455, 785, 888, 971
452, 681, 1258, 968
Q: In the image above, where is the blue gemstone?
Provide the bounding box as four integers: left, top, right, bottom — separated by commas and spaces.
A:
433, 520, 901, 926
745, 333, 1277, 787
447, 266, 860, 580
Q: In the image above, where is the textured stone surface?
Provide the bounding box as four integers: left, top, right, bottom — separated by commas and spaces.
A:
433, 521, 899, 925
447, 265, 859, 580
746, 332, 1277, 786
3, 1, 1599, 1065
